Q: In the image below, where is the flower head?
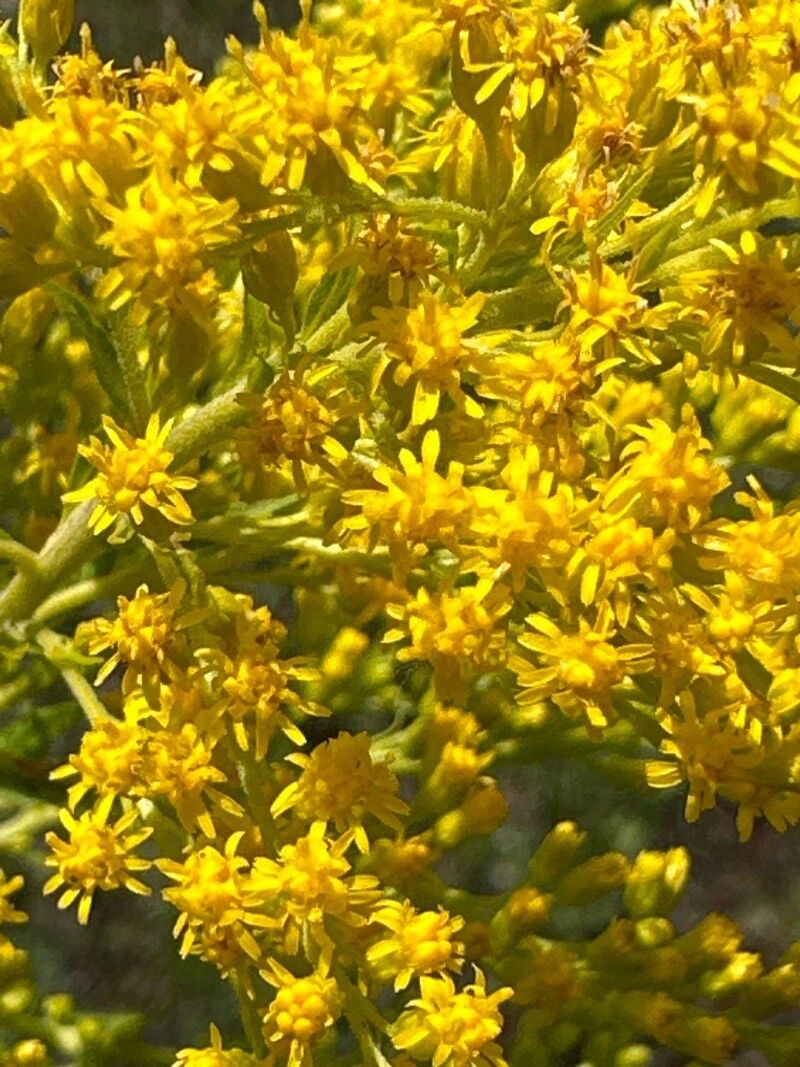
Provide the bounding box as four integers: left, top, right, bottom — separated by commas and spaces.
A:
0, 870, 27, 926
261, 959, 343, 1067
392, 967, 512, 1067
63, 415, 197, 537
174, 1025, 258, 1067
368, 900, 465, 990
342, 429, 474, 571
271, 732, 408, 850
386, 577, 511, 701
237, 364, 348, 492
250, 822, 380, 951
96, 172, 238, 331
44, 795, 152, 924
83, 581, 192, 694
51, 716, 144, 809
369, 292, 487, 425
159, 833, 262, 960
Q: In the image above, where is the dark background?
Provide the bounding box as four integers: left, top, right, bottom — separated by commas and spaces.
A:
0, 0, 299, 72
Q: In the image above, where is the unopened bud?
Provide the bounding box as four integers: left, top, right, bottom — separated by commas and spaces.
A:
624, 847, 690, 918
557, 852, 630, 906
434, 778, 507, 847
528, 821, 587, 888
12, 1038, 49, 1065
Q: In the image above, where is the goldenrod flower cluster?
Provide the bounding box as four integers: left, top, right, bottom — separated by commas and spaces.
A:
2, 0, 800, 1062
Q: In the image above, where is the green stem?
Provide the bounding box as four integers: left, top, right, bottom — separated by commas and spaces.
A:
0, 538, 41, 575
167, 376, 254, 466
0, 376, 261, 627
228, 725, 275, 846
36, 628, 109, 726
0, 675, 33, 715
114, 327, 150, 436
458, 228, 493, 290
0, 501, 98, 625
232, 967, 266, 1058
479, 269, 560, 330
636, 195, 800, 290
31, 561, 155, 626
741, 362, 800, 406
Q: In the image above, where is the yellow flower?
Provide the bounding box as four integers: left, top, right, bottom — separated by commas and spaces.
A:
139, 724, 226, 833
173, 1024, 258, 1067
83, 581, 192, 694
342, 429, 474, 572
44, 794, 152, 924
16, 427, 79, 497
369, 292, 488, 425
228, 21, 383, 192
565, 261, 673, 363
200, 648, 320, 761
392, 967, 513, 1067
271, 732, 408, 850
50, 716, 144, 809
604, 413, 729, 531
430, 742, 493, 795
0, 870, 27, 926
680, 231, 800, 373
261, 959, 343, 1067
250, 822, 381, 952
385, 577, 511, 702
568, 513, 674, 624
63, 415, 197, 537
331, 214, 447, 310
470, 446, 577, 590
236, 364, 349, 492
159, 833, 264, 961
699, 480, 800, 590
531, 170, 620, 238
515, 603, 652, 730
505, 5, 587, 120
368, 900, 465, 990
96, 172, 239, 330
646, 694, 762, 826
691, 76, 800, 193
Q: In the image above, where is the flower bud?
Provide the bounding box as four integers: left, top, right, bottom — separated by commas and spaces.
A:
12, 1038, 49, 1065
624, 847, 690, 918
434, 778, 507, 847
613, 1045, 652, 1067
528, 821, 586, 888
700, 952, 763, 998
556, 852, 630, 906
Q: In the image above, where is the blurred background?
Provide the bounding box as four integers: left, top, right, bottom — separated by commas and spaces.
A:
0, 0, 300, 72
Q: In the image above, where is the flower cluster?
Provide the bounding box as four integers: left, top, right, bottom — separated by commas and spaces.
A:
2, 0, 800, 1063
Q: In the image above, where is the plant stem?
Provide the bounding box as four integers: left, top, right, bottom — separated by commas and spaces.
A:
31, 562, 155, 626
36, 628, 109, 726
232, 967, 266, 1058
0, 376, 260, 627
0, 539, 41, 575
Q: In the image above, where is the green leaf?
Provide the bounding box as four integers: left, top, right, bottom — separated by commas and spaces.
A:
48, 284, 149, 431
742, 362, 800, 406
302, 266, 356, 337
